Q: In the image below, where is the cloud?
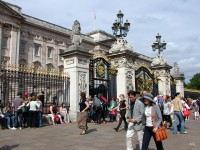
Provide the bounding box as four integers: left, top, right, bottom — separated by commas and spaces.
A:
177, 57, 200, 82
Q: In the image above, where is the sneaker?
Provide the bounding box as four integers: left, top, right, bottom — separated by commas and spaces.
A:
80, 131, 86, 135
19, 127, 22, 130
113, 128, 118, 132
181, 131, 188, 134
11, 127, 17, 130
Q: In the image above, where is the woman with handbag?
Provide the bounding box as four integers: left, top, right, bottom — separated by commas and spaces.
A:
141, 93, 164, 150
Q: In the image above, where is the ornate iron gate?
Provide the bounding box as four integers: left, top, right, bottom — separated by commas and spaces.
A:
89, 57, 113, 100
170, 76, 176, 98
135, 66, 158, 96
0, 64, 70, 113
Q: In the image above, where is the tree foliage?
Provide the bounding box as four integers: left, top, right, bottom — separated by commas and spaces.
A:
186, 73, 200, 90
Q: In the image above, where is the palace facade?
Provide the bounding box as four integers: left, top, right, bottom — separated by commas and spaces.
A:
0, 1, 185, 120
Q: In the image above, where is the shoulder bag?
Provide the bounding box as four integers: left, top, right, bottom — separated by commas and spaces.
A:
183, 109, 191, 117
155, 122, 168, 142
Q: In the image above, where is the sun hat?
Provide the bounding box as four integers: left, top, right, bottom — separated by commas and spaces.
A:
143, 93, 154, 102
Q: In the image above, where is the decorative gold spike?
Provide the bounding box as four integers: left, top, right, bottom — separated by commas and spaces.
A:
109, 66, 118, 75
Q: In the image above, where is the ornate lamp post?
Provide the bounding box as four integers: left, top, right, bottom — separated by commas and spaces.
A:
112, 10, 130, 37
152, 33, 167, 56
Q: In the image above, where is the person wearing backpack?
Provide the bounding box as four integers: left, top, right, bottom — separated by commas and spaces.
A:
93, 96, 102, 124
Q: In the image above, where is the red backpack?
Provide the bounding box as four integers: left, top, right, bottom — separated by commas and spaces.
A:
54, 115, 60, 124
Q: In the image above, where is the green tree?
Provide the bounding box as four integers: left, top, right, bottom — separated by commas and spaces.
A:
187, 73, 200, 90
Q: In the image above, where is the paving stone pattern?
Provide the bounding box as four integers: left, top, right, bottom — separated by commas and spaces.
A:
0, 119, 200, 150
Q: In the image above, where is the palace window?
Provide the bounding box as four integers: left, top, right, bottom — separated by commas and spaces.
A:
19, 41, 26, 53
59, 49, 64, 61
47, 47, 53, 58
34, 44, 40, 56
2, 37, 8, 49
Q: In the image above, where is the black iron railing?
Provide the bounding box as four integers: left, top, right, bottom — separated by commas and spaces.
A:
0, 64, 70, 114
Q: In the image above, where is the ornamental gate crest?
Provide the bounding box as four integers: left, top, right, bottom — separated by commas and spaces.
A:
89, 54, 117, 100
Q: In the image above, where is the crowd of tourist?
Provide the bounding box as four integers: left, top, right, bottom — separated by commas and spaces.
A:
0, 91, 71, 130
80, 91, 200, 150
1, 90, 200, 150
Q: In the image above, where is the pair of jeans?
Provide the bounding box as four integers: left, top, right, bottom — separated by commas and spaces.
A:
95, 107, 102, 123
142, 126, 164, 150
173, 111, 185, 134
38, 111, 42, 127
29, 111, 37, 127
14, 110, 23, 128
4, 117, 14, 128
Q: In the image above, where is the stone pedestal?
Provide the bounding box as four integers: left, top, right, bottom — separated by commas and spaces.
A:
60, 45, 92, 122
151, 64, 172, 96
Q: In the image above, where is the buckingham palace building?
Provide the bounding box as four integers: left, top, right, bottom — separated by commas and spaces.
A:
0, 1, 185, 120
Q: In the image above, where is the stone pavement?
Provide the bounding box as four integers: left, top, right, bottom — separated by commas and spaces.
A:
0, 119, 199, 150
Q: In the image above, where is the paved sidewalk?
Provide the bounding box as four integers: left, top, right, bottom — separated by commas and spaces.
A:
0, 119, 199, 150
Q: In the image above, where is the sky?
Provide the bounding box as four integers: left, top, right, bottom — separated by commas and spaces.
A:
3, 0, 200, 82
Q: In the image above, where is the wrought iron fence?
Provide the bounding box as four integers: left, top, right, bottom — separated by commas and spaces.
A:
0, 64, 70, 114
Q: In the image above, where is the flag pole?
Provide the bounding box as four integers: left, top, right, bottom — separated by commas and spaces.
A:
94, 11, 96, 30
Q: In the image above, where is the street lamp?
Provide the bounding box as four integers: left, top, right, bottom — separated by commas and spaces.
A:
112, 10, 130, 37
152, 33, 167, 56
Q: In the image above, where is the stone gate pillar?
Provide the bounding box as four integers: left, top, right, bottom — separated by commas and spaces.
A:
150, 55, 172, 96
61, 45, 91, 122
108, 38, 137, 98
60, 20, 92, 122
172, 62, 185, 97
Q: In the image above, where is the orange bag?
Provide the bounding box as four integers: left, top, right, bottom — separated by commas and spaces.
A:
155, 122, 168, 142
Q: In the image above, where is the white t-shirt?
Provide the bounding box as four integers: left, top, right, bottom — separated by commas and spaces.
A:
145, 106, 153, 127
154, 97, 158, 105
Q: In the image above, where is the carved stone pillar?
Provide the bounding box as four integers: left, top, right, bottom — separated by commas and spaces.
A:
116, 69, 135, 97
109, 51, 137, 98
60, 45, 92, 122
176, 80, 184, 97
0, 23, 2, 64
172, 62, 185, 97
151, 65, 172, 96
10, 25, 20, 65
